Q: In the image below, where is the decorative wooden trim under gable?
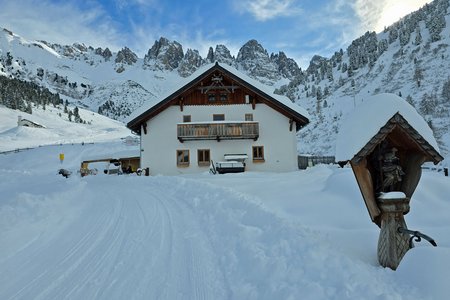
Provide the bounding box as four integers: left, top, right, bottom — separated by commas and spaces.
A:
179, 97, 184, 112
142, 122, 147, 135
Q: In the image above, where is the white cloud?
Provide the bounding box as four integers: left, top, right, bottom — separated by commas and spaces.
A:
235, 0, 301, 21
353, 0, 433, 33
0, 0, 124, 51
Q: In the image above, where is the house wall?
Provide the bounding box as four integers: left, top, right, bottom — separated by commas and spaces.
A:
140, 103, 298, 175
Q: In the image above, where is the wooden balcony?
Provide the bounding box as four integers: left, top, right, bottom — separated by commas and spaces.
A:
177, 121, 259, 142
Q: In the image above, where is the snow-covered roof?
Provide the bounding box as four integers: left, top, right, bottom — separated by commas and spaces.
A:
335, 93, 441, 162
218, 63, 310, 119
126, 62, 309, 132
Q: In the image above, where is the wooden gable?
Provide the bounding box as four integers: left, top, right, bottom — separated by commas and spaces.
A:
127, 63, 309, 134
348, 112, 443, 226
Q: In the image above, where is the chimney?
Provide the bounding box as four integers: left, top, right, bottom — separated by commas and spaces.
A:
17, 115, 22, 126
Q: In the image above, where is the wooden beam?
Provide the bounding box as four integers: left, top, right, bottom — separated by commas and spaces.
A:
179, 98, 184, 112
252, 97, 256, 110
350, 159, 382, 226
142, 122, 147, 135
289, 119, 294, 132
198, 86, 239, 94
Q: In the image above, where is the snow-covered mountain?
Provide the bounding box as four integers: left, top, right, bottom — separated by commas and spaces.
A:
1, 0, 450, 160
290, 0, 450, 158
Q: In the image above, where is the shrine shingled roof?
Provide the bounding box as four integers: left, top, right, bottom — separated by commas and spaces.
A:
336, 93, 442, 164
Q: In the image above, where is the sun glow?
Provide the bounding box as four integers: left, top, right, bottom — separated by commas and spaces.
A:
375, 1, 432, 32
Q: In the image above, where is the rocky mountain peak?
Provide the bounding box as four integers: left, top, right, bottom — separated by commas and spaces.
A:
94, 47, 112, 61
206, 47, 214, 63
236, 39, 267, 61
306, 55, 328, 74
144, 37, 184, 71
271, 51, 302, 80
178, 49, 204, 77
214, 45, 234, 65
115, 47, 138, 65
236, 39, 280, 83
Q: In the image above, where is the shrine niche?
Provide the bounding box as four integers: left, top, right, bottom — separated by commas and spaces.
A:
336, 93, 443, 270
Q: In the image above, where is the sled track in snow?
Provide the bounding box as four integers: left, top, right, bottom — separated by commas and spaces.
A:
0, 188, 228, 300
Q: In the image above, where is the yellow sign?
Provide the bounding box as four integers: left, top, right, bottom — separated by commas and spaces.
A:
59, 153, 64, 162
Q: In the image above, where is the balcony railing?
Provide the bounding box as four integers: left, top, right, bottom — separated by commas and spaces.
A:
177, 121, 259, 142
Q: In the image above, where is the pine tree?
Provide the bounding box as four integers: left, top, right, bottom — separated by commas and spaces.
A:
413, 66, 424, 87
406, 95, 414, 107
26, 101, 32, 114
415, 26, 422, 45
441, 77, 450, 102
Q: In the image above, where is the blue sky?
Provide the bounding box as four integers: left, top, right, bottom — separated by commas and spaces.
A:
0, 0, 432, 68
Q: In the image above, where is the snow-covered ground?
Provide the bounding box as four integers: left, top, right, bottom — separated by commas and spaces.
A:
1, 105, 449, 299
0, 105, 130, 152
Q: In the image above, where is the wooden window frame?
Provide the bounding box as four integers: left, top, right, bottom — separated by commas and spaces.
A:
220, 93, 228, 102
208, 94, 216, 102
245, 113, 253, 121
176, 149, 190, 167
252, 146, 265, 162
197, 149, 210, 166
183, 115, 191, 122
213, 114, 225, 121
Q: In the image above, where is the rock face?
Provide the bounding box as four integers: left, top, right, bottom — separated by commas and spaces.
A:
236, 39, 280, 83
115, 47, 138, 65
271, 51, 302, 80
213, 45, 235, 65
144, 37, 184, 71
306, 55, 328, 74
178, 49, 204, 77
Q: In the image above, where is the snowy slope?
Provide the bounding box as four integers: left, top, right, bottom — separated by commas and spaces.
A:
294, 0, 450, 161
0, 105, 130, 152
0, 141, 449, 299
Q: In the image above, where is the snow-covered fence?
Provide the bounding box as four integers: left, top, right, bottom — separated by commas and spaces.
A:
0, 147, 36, 155
0, 142, 95, 155
298, 155, 336, 169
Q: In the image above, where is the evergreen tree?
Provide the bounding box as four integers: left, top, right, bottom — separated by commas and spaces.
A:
413, 66, 424, 87
415, 26, 422, 45
419, 93, 438, 116
441, 77, 450, 102
26, 101, 32, 114
406, 95, 415, 107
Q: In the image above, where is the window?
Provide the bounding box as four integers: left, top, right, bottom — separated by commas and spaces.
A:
245, 113, 253, 121
177, 150, 189, 166
220, 94, 228, 102
252, 146, 264, 162
208, 94, 216, 102
197, 149, 210, 166
213, 114, 225, 121
183, 115, 191, 122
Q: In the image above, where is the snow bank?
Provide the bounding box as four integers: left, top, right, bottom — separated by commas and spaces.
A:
335, 93, 440, 162
396, 247, 450, 299
0, 143, 449, 299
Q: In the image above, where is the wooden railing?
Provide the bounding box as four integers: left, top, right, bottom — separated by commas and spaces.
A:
177, 122, 259, 142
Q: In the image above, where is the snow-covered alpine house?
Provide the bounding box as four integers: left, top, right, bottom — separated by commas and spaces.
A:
127, 62, 310, 175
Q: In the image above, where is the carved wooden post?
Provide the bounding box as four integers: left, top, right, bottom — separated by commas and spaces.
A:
376, 197, 410, 270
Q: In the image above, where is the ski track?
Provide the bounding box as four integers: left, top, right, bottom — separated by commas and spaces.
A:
0, 185, 228, 300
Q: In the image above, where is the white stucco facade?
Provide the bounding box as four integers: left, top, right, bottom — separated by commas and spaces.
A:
140, 103, 299, 175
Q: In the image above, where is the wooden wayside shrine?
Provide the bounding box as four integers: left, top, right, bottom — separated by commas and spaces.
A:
339, 104, 443, 270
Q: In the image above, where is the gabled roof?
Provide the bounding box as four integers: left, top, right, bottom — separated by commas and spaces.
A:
350, 113, 443, 164
336, 93, 442, 164
126, 62, 309, 133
